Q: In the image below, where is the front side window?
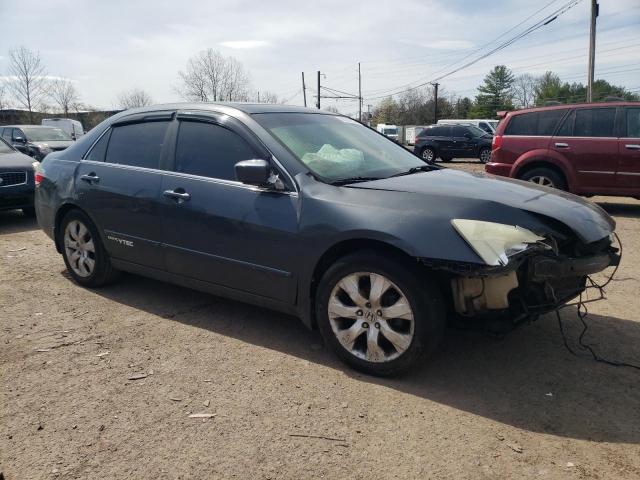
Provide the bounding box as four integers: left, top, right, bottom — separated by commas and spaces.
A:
105, 121, 169, 169
174, 121, 258, 180
625, 108, 640, 138
574, 108, 616, 138
254, 113, 427, 182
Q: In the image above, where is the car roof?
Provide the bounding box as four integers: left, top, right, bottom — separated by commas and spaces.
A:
508, 101, 640, 116
2, 125, 62, 128
116, 102, 335, 116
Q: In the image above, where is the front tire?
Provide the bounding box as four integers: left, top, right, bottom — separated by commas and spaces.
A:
316, 251, 446, 376
479, 148, 491, 164
59, 209, 119, 287
421, 147, 436, 163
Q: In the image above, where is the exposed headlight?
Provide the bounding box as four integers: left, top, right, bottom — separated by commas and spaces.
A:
32, 161, 39, 170
452, 219, 546, 266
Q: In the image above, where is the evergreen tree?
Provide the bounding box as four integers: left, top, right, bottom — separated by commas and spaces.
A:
471, 65, 515, 118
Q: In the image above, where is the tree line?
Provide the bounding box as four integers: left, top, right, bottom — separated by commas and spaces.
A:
372, 64, 639, 126
0, 46, 281, 123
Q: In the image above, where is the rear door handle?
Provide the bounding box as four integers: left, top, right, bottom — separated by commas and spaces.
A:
625, 144, 640, 150
80, 173, 100, 184
554, 142, 569, 148
163, 189, 191, 202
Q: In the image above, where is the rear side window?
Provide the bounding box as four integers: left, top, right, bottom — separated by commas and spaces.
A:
625, 108, 640, 138
0, 129, 9, 141
105, 121, 169, 169
452, 126, 468, 137
428, 126, 449, 137
85, 130, 111, 161
573, 108, 616, 138
174, 121, 258, 181
504, 109, 567, 136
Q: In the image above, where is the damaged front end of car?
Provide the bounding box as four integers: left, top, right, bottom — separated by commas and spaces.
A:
423, 219, 620, 333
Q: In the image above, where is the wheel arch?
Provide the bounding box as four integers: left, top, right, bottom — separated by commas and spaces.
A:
53, 202, 98, 253
512, 155, 574, 191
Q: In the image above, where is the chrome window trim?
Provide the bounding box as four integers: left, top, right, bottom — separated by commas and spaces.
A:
617, 172, 640, 176
577, 170, 615, 175
82, 127, 111, 160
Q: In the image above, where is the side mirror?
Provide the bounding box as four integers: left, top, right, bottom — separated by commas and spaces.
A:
235, 159, 271, 186
14, 136, 26, 144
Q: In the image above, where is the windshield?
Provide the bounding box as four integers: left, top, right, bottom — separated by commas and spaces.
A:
22, 127, 72, 142
468, 125, 490, 137
488, 121, 498, 130
0, 138, 14, 154
254, 113, 427, 182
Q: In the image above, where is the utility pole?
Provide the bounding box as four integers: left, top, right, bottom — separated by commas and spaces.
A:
367, 104, 372, 126
301, 72, 307, 107
358, 62, 362, 122
432, 82, 439, 124
257, 91, 260, 103
587, 0, 598, 102
317, 71, 321, 109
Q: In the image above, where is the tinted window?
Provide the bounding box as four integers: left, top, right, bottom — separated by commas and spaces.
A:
479, 122, 492, 133
175, 121, 258, 180
574, 108, 616, 138
556, 111, 575, 136
625, 108, 640, 138
105, 121, 169, 169
452, 126, 468, 137
428, 126, 449, 137
85, 130, 111, 161
13, 129, 24, 140
505, 109, 567, 136
0, 138, 14, 154
0, 129, 10, 141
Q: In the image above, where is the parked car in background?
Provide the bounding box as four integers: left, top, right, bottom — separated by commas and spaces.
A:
376, 123, 399, 142
0, 137, 36, 217
414, 124, 493, 163
486, 102, 640, 197
35, 103, 617, 375
438, 119, 498, 134
404, 125, 428, 146
42, 118, 85, 140
0, 125, 74, 161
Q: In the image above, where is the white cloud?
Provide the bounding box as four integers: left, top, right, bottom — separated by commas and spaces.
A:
220, 40, 270, 49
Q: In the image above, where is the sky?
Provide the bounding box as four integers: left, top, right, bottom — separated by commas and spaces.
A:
1, 0, 639, 114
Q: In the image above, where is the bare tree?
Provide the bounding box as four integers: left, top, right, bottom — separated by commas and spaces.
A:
255, 90, 279, 104
117, 88, 153, 109
49, 78, 80, 116
176, 49, 251, 102
0, 84, 10, 110
512, 73, 537, 109
5, 46, 47, 122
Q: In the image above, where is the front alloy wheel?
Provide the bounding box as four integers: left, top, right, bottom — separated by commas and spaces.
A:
421, 147, 435, 162
328, 272, 414, 363
316, 251, 445, 376
479, 148, 491, 164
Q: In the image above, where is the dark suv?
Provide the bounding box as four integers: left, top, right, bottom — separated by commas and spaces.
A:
413, 124, 493, 163
35, 103, 617, 375
0, 125, 74, 161
486, 102, 640, 196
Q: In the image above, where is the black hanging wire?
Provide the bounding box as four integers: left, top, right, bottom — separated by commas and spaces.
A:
555, 232, 640, 370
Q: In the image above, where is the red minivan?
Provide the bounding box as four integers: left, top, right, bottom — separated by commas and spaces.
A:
486, 102, 640, 197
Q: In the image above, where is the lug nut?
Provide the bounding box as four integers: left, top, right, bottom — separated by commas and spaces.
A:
365, 302, 371, 308
362, 322, 369, 329
375, 322, 380, 329
356, 309, 363, 316
376, 310, 382, 316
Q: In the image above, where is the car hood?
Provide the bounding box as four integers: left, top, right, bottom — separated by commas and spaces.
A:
347, 168, 614, 244
0, 151, 35, 170
30, 140, 73, 150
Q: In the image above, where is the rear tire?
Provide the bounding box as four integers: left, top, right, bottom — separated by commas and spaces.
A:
58, 209, 120, 287
316, 251, 446, 376
519, 167, 567, 190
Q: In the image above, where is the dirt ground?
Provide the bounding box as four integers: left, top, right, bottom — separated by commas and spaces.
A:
2, 161, 640, 479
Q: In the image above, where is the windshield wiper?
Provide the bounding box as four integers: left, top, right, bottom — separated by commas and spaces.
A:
387, 165, 434, 178
330, 176, 384, 186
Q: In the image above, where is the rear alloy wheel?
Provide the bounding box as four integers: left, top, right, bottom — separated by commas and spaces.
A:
316, 252, 445, 376
520, 167, 566, 190
421, 147, 435, 163
59, 210, 119, 287
479, 148, 491, 164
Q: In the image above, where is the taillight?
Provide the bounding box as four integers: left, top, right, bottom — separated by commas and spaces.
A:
492, 135, 502, 151
35, 173, 44, 185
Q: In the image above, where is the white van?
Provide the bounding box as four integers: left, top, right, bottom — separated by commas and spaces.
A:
404, 125, 428, 146
376, 124, 399, 142
438, 119, 498, 134
41, 118, 85, 140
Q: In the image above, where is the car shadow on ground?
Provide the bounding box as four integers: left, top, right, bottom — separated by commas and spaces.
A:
84, 272, 640, 445
0, 210, 39, 236
598, 200, 640, 219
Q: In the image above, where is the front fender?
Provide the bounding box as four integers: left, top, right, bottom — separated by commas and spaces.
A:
511, 150, 576, 191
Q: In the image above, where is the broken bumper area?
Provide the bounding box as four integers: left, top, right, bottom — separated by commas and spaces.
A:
428, 247, 619, 331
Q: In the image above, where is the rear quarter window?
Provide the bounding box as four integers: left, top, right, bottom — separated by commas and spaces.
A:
625, 108, 640, 138
504, 109, 568, 136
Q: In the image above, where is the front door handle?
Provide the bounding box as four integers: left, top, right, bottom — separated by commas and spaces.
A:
554, 142, 569, 148
80, 173, 100, 184
163, 189, 191, 202
625, 144, 640, 150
